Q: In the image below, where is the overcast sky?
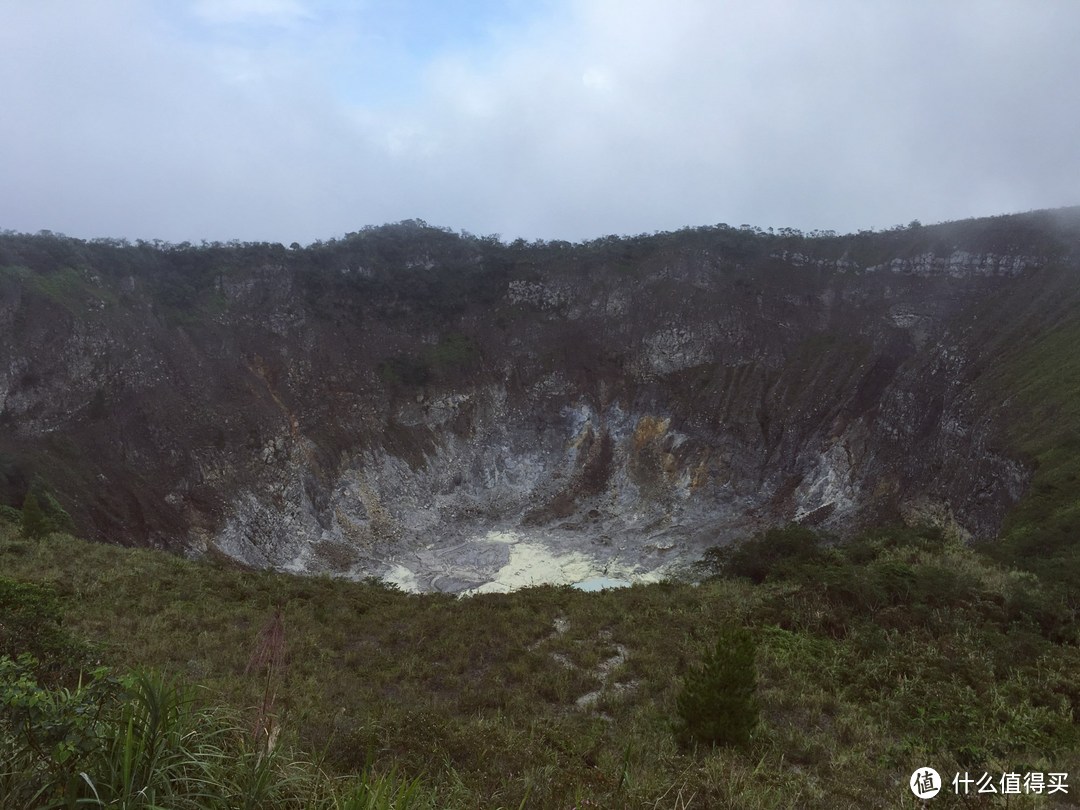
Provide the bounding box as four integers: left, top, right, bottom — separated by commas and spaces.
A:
1, 0, 1078, 245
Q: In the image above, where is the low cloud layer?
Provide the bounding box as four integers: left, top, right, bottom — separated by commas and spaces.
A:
2, 0, 1078, 244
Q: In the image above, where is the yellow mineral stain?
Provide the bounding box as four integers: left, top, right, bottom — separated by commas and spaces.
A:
690, 451, 711, 491
632, 415, 670, 450
569, 423, 594, 450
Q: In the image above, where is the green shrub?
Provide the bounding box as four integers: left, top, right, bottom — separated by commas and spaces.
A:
675, 625, 758, 749
1004, 581, 1077, 643
18, 485, 75, 539
19, 492, 47, 540
701, 525, 826, 583
426, 333, 477, 368
876, 523, 946, 551
377, 355, 431, 387
0, 579, 86, 681
39, 490, 75, 535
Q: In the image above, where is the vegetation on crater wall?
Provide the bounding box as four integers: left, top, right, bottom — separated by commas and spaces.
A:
973, 287, 1080, 600
4, 207, 1078, 305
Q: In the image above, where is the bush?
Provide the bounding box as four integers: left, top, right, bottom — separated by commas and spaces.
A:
19, 492, 47, 540
39, 490, 75, 535
18, 484, 75, 540
675, 625, 758, 749
426, 333, 477, 368
701, 525, 826, 583
377, 355, 431, 387
0, 578, 86, 682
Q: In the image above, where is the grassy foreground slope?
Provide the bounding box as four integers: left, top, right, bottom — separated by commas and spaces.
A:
2, 521, 1078, 809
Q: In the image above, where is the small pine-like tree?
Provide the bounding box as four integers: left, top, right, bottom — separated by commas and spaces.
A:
20, 491, 48, 540
675, 625, 758, 749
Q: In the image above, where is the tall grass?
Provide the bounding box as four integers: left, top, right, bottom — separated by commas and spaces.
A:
1, 523, 1078, 808
0, 657, 437, 809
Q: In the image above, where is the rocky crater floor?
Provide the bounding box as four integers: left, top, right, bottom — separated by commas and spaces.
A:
381, 529, 663, 595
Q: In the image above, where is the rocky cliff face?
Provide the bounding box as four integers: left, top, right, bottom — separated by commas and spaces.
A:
2, 210, 1078, 591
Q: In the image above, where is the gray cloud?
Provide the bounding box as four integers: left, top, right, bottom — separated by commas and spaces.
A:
1, 0, 1078, 244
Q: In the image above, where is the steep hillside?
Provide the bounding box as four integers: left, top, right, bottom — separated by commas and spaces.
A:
2, 209, 1080, 590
